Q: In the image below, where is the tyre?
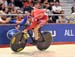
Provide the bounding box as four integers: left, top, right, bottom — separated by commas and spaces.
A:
10, 32, 28, 52
36, 32, 52, 51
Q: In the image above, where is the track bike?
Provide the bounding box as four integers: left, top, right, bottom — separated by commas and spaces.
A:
9, 24, 52, 52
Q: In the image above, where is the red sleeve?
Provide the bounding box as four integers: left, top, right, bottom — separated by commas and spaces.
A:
26, 19, 37, 31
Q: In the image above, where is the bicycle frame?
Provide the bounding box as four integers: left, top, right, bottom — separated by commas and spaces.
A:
26, 27, 45, 43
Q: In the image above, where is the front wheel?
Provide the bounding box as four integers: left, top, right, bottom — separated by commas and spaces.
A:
10, 32, 28, 52
36, 32, 52, 51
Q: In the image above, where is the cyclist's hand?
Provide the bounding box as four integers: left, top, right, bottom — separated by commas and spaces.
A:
22, 29, 28, 33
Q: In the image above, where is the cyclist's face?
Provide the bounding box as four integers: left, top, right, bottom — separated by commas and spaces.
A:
36, 3, 40, 8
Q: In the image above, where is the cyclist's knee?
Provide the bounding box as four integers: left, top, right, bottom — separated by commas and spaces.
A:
35, 25, 41, 30
33, 28, 38, 32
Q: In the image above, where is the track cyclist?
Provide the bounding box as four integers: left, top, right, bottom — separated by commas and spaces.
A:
23, 1, 48, 43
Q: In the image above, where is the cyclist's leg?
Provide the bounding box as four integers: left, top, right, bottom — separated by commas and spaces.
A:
33, 15, 48, 40
33, 24, 41, 40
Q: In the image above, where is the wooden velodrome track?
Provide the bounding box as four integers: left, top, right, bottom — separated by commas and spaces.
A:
0, 44, 75, 57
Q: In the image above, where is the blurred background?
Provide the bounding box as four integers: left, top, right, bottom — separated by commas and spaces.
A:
0, 0, 75, 24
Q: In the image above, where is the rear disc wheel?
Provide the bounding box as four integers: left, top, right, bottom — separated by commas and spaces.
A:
36, 32, 52, 51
